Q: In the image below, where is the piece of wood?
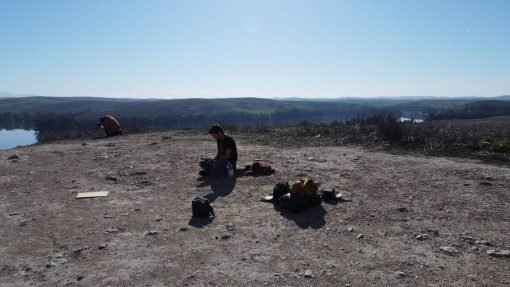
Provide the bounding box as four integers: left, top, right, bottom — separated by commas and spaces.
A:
76, 191, 109, 199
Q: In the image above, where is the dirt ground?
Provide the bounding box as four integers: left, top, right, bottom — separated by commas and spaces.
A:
1, 131, 509, 287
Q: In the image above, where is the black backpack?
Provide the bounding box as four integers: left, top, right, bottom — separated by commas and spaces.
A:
192, 197, 215, 218
273, 182, 290, 202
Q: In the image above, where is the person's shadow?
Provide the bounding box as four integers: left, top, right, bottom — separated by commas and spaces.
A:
204, 177, 237, 203
196, 176, 212, 187
274, 204, 327, 229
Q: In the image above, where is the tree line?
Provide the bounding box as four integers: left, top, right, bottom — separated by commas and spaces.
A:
429, 100, 510, 120
0, 106, 401, 142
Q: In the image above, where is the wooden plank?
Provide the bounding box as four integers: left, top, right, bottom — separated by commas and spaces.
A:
76, 191, 109, 199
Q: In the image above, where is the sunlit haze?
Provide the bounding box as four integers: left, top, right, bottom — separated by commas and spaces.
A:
1, 0, 509, 99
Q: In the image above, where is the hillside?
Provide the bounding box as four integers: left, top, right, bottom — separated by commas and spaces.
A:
1, 131, 509, 286
0, 97, 140, 116
0, 97, 399, 131
430, 100, 510, 119
0, 96, 355, 117
2, 95, 509, 119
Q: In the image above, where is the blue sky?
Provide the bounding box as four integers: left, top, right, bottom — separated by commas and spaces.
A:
1, 0, 509, 99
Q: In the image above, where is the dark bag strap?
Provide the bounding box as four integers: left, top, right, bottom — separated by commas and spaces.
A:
209, 205, 215, 217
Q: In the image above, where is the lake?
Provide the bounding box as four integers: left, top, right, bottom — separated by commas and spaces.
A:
0, 129, 38, 150
399, 117, 424, 123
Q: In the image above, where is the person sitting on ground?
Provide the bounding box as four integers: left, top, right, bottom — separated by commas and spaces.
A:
97, 115, 122, 137
199, 124, 238, 178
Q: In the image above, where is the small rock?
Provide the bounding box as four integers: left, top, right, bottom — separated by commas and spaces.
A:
459, 236, 476, 244
106, 175, 119, 182
415, 234, 428, 241
104, 215, 112, 219
146, 230, 159, 236
480, 181, 493, 186
356, 234, 364, 239
134, 208, 141, 211
304, 269, 314, 278
8, 212, 21, 216
137, 180, 152, 185
98, 244, 107, 250
397, 207, 408, 212
485, 176, 494, 181
81, 142, 87, 146
486, 250, 510, 258
133, 171, 147, 175
393, 271, 406, 278
77, 275, 84, 281
221, 234, 231, 240
347, 227, 354, 232
49, 257, 68, 267
178, 227, 188, 232
440, 246, 459, 255
72, 247, 88, 255
8, 154, 21, 160
475, 240, 491, 246
226, 223, 235, 231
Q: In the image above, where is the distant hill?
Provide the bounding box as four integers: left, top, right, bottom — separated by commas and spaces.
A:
0, 96, 401, 131
0, 96, 139, 115
0, 92, 41, 98
0, 96, 388, 119
429, 100, 510, 119
1, 95, 509, 132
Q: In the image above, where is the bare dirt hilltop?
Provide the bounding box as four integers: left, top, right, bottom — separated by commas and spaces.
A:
1, 131, 509, 287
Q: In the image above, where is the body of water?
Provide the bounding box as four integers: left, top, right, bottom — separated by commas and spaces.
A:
399, 117, 424, 123
0, 129, 38, 150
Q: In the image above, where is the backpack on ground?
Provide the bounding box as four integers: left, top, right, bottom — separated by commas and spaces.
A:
273, 182, 290, 201
192, 197, 215, 218
261, 182, 290, 202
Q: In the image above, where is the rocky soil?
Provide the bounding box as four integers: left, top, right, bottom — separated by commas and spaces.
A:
1, 131, 509, 287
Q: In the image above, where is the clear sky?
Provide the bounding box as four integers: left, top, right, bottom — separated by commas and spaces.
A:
1, 0, 509, 99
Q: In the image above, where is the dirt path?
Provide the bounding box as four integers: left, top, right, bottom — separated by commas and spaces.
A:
1, 131, 509, 286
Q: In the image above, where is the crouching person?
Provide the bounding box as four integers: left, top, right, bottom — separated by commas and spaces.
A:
199, 124, 237, 178
97, 115, 122, 137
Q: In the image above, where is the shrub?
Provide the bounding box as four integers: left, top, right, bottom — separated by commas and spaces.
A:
493, 140, 510, 153
376, 114, 403, 142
